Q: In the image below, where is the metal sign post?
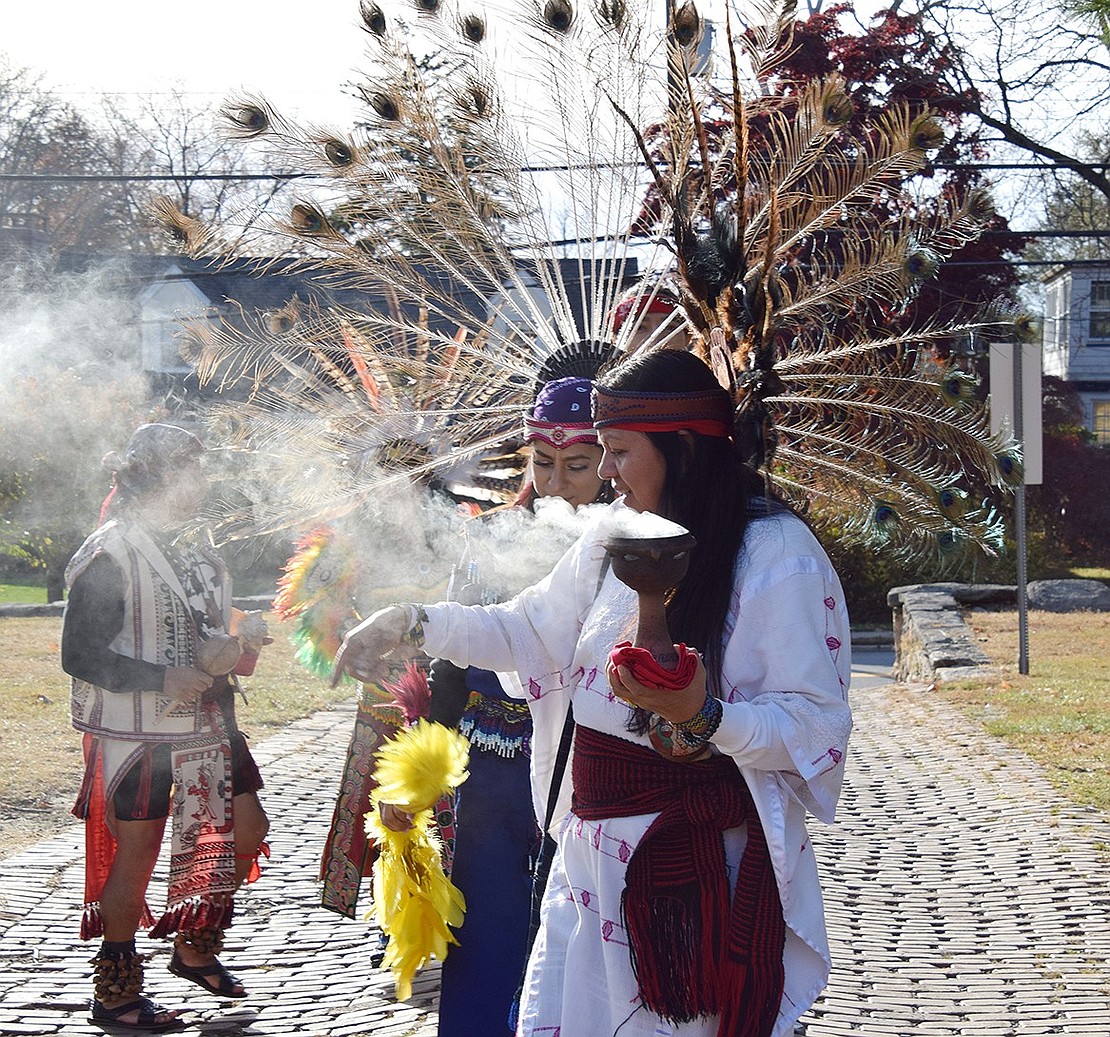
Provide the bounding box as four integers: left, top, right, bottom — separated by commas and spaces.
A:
1013, 346, 1030, 676
989, 342, 1043, 676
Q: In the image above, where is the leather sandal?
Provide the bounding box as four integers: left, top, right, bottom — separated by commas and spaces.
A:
88, 996, 185, 1032
168, 949, 246, 998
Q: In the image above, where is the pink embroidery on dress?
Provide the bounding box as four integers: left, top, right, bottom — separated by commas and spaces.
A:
527, 677, 542, 700
828, 747, 842, 764
826, 635, 841, 650
824, 596, 835, 610
584, 666, 599, 691
580, 890, 592, 908
601, 919, 614, 941
573, 818, 643, 871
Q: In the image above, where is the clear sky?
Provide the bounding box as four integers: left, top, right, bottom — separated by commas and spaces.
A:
2, 0, 370, 122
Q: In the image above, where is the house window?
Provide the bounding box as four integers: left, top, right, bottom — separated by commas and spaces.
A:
1093, 400, 1110, 444
1090, 281, 1110, 342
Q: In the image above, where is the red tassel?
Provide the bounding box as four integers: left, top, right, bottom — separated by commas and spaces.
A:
151, 896, 235, 939
237, 840, 270, 885
150, 901, 185, 939
80, 904, 104, 941
622, 872, 727, 1022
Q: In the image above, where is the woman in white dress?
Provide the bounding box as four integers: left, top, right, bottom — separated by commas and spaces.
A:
334, 349, 853, 1037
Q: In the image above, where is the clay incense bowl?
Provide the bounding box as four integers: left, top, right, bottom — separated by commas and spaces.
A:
602, 531, 697, 594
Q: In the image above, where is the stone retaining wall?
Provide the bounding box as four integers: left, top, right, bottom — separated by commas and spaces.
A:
888, 578, 1110, 683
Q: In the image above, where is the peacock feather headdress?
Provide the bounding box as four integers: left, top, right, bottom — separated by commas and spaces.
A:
161, 0, 1028, 566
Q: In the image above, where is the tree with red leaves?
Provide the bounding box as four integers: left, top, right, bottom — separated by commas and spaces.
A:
634, 4, 1027, 334
774, 4, 1026, 329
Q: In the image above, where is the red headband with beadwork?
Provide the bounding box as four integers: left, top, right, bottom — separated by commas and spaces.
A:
592, 386, 734, 438
523, 416, 599, 448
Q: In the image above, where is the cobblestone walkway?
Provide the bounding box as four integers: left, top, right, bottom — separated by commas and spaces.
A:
2, 669, 1108, 1036
808, 680, 1110, 1037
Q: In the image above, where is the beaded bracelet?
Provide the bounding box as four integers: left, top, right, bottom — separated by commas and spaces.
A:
674, 694, 723, 747
399, 604, 430, 649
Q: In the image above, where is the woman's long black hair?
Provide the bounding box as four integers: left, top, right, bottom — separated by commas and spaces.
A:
596, 350, 766, 696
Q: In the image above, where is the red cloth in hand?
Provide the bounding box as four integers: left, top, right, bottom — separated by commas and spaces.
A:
609, 641, 698, 690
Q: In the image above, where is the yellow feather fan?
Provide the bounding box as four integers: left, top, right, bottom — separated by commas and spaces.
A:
366, 719, 470, 1000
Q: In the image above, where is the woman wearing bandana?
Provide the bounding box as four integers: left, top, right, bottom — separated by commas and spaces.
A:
611, 276, 691, 355
381, 376, 612, 1037
62, 424, 270, 1032
336, 350, 852, 1037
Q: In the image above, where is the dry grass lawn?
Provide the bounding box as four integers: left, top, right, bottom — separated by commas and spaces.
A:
0, 614, 354, 860
3, 607, 1108, 860
939, 608, 1110, 812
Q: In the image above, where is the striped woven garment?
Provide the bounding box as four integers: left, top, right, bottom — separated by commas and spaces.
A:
571, 724, 785, 1037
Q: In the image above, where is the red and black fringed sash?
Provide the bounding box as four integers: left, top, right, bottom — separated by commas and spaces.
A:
572, 726, 785, 1037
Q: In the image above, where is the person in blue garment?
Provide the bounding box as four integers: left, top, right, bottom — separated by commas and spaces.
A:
380, 376, 611, 1037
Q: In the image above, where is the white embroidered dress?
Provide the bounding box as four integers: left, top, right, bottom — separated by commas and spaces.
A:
421, 502, 852, 1037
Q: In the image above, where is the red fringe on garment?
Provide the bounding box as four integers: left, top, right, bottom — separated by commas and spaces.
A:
80, 901, 156, 942
149, 894, 235, 940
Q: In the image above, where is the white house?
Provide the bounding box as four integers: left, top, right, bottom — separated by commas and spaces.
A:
1042, 263, 1110, 442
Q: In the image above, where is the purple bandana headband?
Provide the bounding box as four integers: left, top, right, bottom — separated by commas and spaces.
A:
523, 377, 598, 448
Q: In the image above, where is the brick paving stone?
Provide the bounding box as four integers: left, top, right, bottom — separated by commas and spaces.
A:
799, 681, 1110, 1037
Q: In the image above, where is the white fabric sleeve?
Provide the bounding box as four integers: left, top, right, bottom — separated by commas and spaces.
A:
714, 521, 853, 823
421, 525, 608, 696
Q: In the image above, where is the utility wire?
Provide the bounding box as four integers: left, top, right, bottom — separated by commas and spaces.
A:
0, 173, 307, 182
2, 158, 1110, 183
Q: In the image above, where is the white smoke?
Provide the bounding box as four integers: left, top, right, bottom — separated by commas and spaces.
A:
449, 496, 607, 604
598, 504, 689, 541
